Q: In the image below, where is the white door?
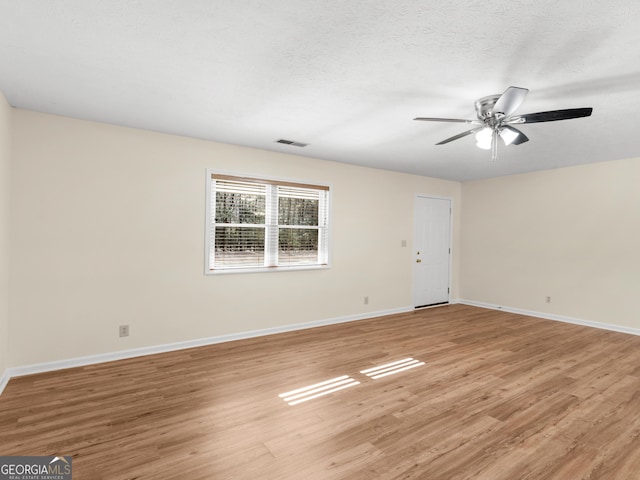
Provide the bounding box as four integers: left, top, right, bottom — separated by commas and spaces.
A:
413, 196, 451, 307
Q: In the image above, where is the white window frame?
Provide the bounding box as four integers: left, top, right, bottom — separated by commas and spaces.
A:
205, 169, 332, 274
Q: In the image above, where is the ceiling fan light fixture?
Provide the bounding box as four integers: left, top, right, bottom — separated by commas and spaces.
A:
475, 127, 493, 150
414, 86, 592, 160
498, 127, 519, 146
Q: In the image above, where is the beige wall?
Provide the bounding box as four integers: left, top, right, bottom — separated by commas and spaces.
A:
9, 109, 461, 366
5, 106, 640, 370
0, 93, 10, 376
461, 157, 640, 329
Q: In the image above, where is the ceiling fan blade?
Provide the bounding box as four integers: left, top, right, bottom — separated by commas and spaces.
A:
414, 117, 479, 124
515, 107, 593, 124
492, 86, 529, 117
436, 127, 483, 145
499, 125, 529, 145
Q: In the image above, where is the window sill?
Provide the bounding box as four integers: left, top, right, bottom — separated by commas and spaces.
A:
205, 264, 330, 275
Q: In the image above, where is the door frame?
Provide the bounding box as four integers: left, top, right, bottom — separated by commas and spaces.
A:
412, 194, 454, 308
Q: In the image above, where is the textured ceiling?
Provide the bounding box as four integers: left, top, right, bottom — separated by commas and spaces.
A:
1, 0, 639, 181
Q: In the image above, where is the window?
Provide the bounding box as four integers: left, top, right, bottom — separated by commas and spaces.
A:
206, 173, 330, 273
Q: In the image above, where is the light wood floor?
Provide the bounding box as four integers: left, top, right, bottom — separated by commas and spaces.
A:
2, 305, 640, 479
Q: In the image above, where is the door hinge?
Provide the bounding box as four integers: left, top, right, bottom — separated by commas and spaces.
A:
448, 287, 450, 293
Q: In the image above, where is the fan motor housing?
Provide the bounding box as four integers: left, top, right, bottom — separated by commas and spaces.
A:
474, 94, 501, 120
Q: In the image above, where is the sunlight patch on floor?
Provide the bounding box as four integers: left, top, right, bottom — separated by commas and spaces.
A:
360, 357, 425, 379
279, 375, 360, 406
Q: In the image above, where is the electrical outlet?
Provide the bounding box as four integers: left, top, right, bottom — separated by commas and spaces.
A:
545, 296, 551, 303
119, 325, 130, 337
364, 296, 369, 305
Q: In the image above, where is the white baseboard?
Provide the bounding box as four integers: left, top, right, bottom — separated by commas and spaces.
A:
459, 299, 640, 337
0, 368, 9, 396
2, 306, 413, 389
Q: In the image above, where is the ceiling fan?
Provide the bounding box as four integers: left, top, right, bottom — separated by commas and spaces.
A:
414, 86, 593, 161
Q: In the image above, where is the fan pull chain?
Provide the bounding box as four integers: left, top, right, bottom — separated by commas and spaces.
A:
491, 129, 498, 162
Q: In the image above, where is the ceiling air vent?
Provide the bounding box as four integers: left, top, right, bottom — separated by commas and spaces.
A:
276, 138, 308, 147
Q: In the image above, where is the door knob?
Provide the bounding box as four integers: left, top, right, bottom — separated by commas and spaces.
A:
416, 259, 422, 263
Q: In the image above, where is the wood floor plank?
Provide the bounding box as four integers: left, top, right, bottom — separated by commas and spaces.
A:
2, 304, 640, 479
